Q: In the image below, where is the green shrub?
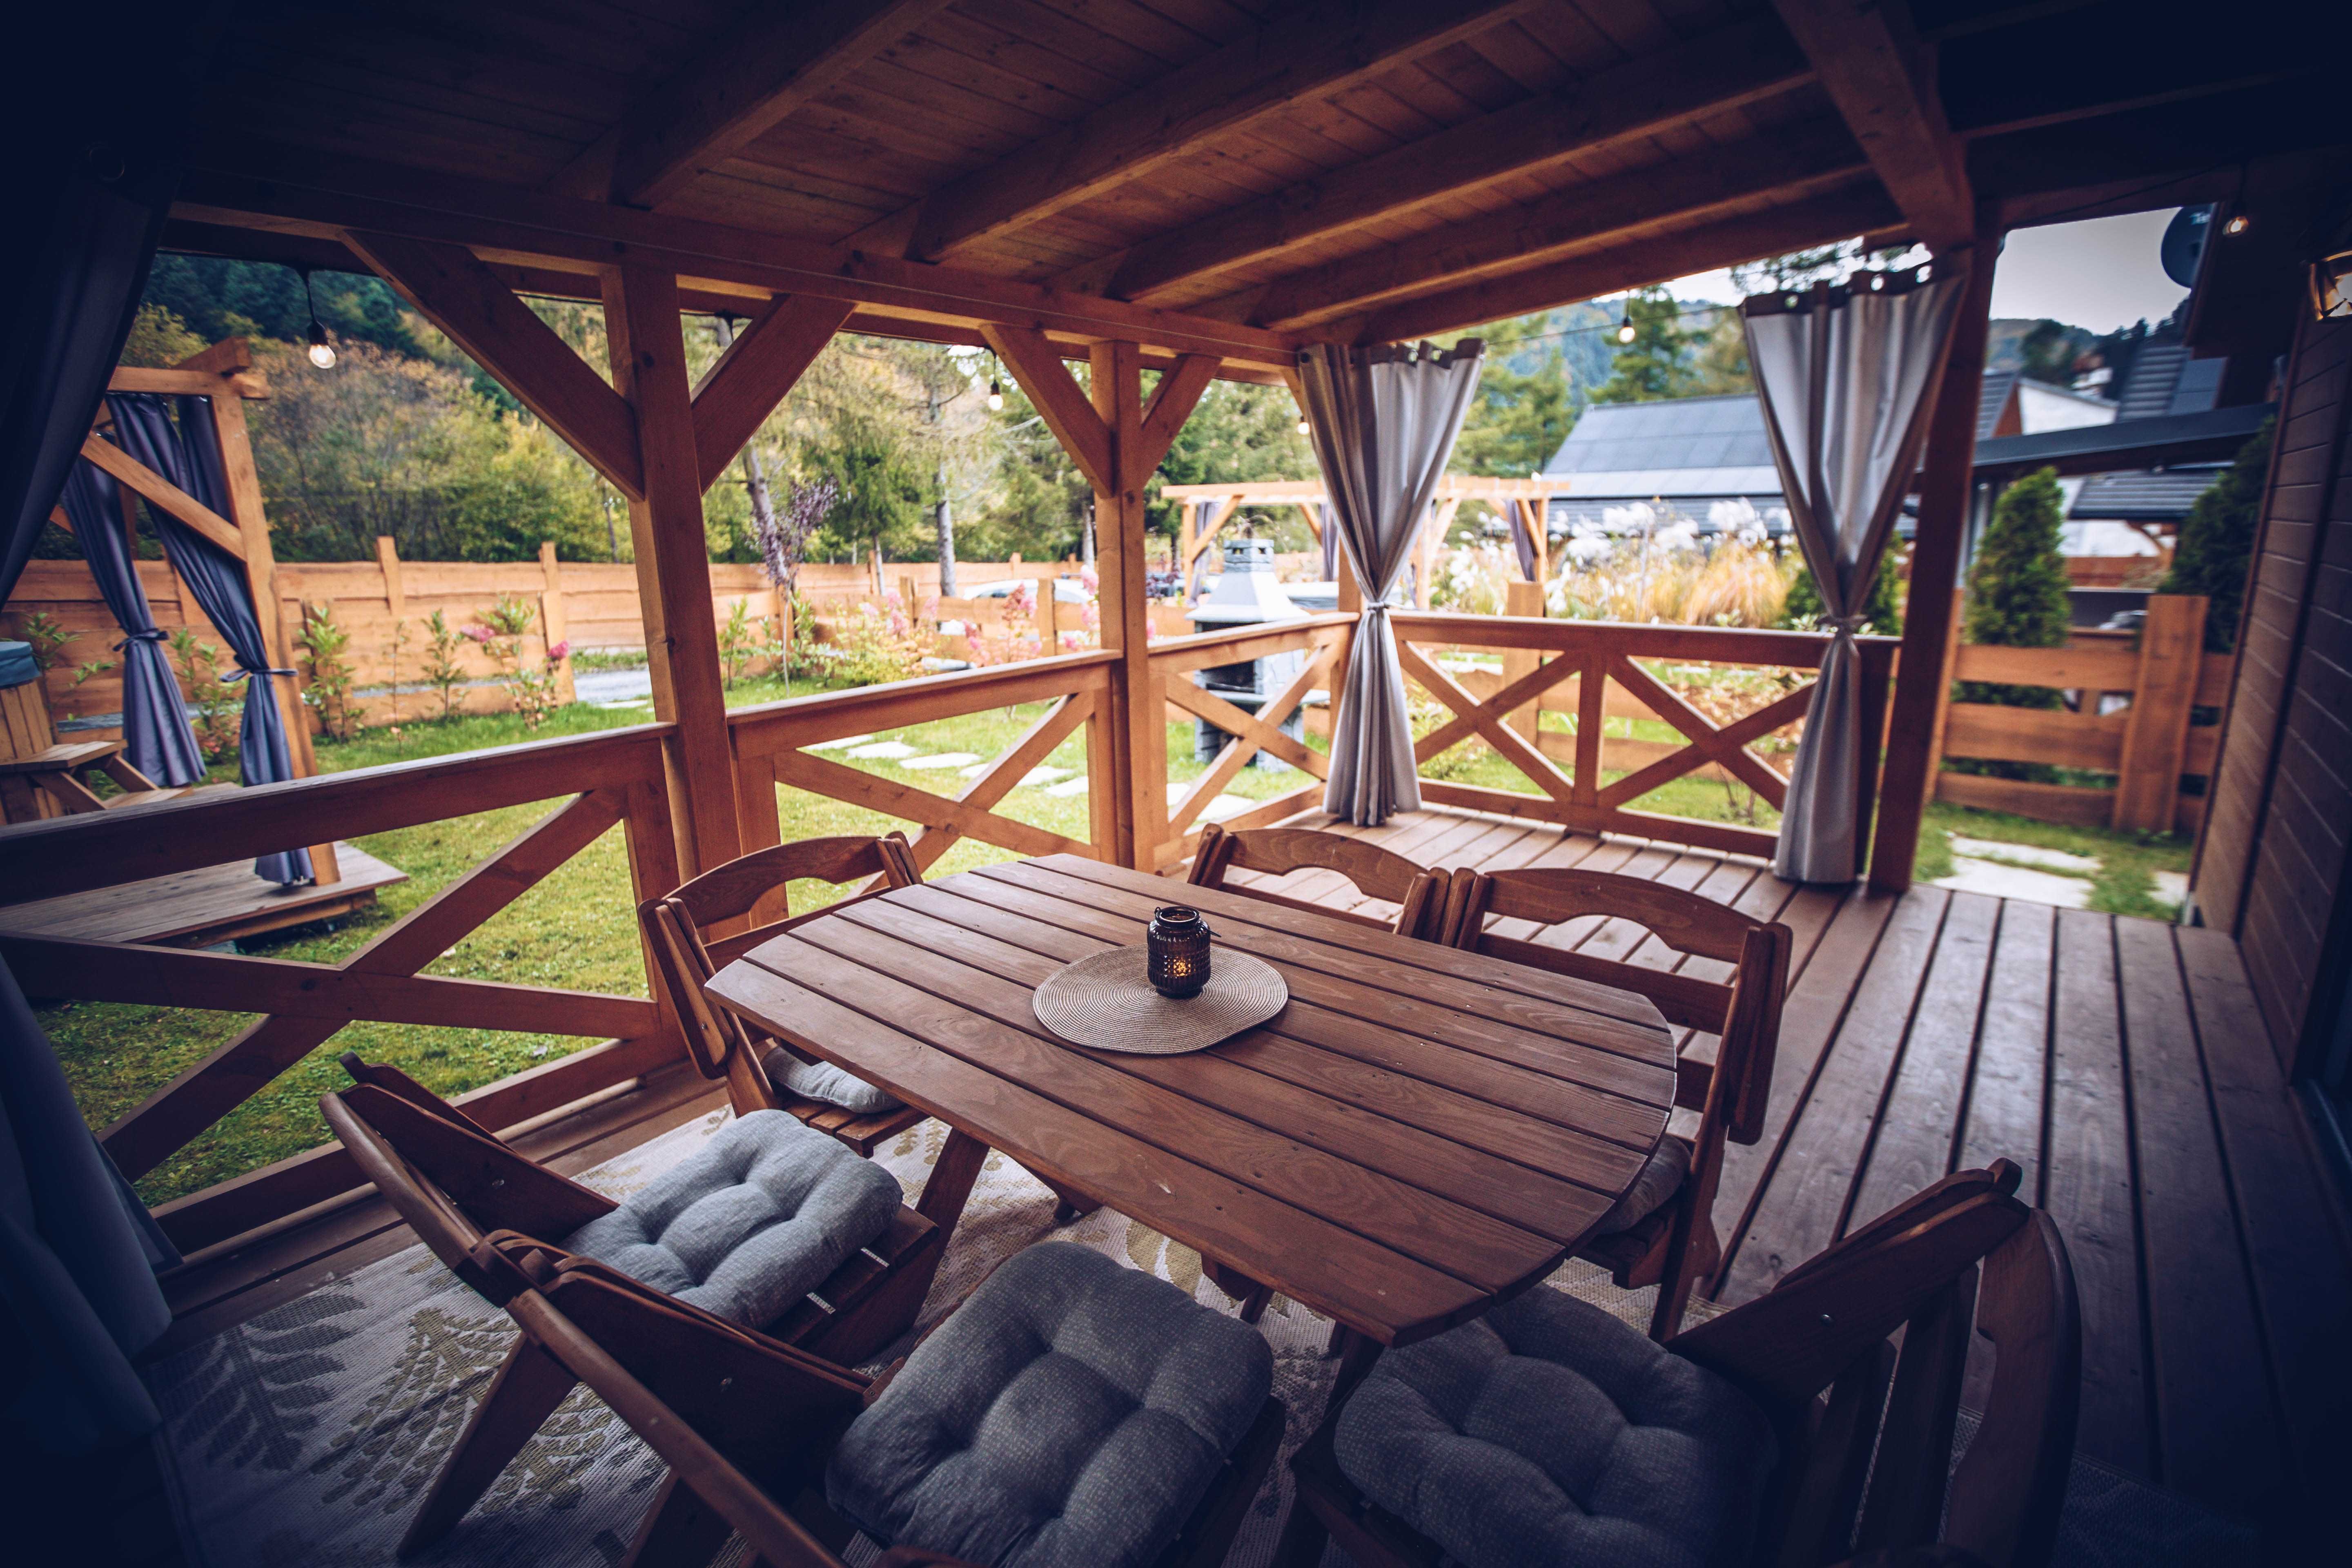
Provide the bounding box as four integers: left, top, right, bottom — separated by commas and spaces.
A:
2159, 419, 2272, 651
1780, 549, 1904, 636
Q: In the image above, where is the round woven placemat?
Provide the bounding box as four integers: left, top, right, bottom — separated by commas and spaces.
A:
1031, 946, 1288, 1054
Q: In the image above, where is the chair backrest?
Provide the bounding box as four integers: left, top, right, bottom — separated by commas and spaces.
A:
1189, 824, 1450, 940
321, 1071, 617, 1301
495, 1245, 905, 1568
1664, 1161, 2078, 1568
639, 833, 922, 1103
1446, 867, 1789, 1145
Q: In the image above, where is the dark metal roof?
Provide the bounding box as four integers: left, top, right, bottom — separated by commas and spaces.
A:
2070, 466, 2223, 521
1543, 394, 1776, 477
1543, 495, 1790, 535
1977, 370, 2019, 439
1975, 402, 2272, 477
2114, 339, 2226, 421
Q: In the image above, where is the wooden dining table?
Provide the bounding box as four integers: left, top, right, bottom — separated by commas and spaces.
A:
704, 853, 1678, 1350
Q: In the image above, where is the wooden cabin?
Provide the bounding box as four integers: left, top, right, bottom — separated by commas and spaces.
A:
2, 2, 2340, 1561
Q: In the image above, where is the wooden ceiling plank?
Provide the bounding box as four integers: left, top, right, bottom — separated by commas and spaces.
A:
1770, 0, 1972, 249
1356, 183, 1904, 343
1247, 117, 1869, 328
551, 0, 959, 208
979, 324, 1115, 493
882, 0, 1547, 263
339, 229, 646, 498
1099, 15, 1812, 303
690, 294, 856, 491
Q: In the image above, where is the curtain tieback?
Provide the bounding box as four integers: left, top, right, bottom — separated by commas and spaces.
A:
225, 665, 297, 682
113, 629, 167, 650
1824, 613, 1867, 636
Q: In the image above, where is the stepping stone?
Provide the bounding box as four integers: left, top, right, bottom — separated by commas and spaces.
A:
808, 734, 873, 751
958, 761, 993, 778
595, 699, 650, 710
846, 741, 918, 760
1948, 834, 2100, 873
2152, 870, 2189, 910
1932, 857, 2092, 909
1019, 766, 1071, 787
1200, 793, 1253, 823
1044, 775, 1091, 797
901, 752, 981, 771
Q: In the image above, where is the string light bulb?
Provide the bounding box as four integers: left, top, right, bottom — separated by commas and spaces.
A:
2224, 214, 2251, 236
1615, 305, 1637, 344
986, 352, 1004, 410
298, 267, 336, 369
1296, 416, 1310, 435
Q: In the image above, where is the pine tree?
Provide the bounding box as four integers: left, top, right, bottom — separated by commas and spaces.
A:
2158, 420, 2271, 651
1960, 466, 2073, 712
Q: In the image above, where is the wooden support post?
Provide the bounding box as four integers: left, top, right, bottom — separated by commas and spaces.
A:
2113, 594, 2206, 832
207, 390, 336, 883
1921, 588, 1963, 788
376, 535, 405, 620
1092, 341, 1154, 869
604, 265, 742, 879
1868, 217, 2000, 894
539, 541, 575, 704
1503, 579, 1545, 737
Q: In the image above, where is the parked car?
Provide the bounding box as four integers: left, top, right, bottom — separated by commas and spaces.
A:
965, 576, 1090, 604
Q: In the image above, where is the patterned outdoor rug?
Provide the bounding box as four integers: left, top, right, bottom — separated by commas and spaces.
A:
147, 1111, 2257, 1568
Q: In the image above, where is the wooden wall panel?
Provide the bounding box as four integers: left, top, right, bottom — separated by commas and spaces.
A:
2196, 311, 2352, 1072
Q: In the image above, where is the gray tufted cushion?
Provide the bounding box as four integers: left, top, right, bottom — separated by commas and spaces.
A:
1596, 1135, 1692, 1234
762, 1045, 904, 1115
1335, 1285, 1776, 1568
562, 1110, 898, 1327
826, 1242, 1272, 1568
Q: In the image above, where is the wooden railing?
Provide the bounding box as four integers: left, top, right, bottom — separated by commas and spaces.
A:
0, 725, 688, 1259
1144, 613, 1355, 869
728, 652, 1123, 882
1385, 611, 1896, 861
1936, 594, 2225, 833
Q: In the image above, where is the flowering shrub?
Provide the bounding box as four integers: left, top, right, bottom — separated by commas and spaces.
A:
798, 597, 930, 686
1545, 500, 1793, 627
468, 593, 568, 728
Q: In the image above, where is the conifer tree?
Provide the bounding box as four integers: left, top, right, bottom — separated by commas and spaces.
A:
1960, 466, 2073, 713
2158, 421, 2271, 651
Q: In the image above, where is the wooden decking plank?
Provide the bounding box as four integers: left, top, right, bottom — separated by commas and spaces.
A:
1956, 899, 2054, 1195
2043, 906, 2150, 1478
2114, 917, 2284, 1515
1719, 887, 1947, 1301
1847, 889, 1999, 1234
2176, 926, 2352, 1511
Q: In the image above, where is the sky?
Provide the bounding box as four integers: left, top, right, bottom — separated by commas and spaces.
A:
1658, 208, 2192, 334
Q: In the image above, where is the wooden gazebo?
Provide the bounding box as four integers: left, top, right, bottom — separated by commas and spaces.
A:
7, 2, 2347, 1542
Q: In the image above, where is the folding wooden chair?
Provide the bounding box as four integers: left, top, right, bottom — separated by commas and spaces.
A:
421, 1235, 1286, 1568
1443, 865, 1791, 1338
1188, 824, 1451, 940
322, 1062, 945, 1560
640, 832, 930, 1154
1284, 1160, 2080, 1568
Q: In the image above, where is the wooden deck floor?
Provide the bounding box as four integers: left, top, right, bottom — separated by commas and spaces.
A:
156, 806, 2352, 1533
1256, 806, 2352, 1531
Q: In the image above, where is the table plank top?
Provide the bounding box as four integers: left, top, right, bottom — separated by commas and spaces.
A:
706, 853, 1677, 1345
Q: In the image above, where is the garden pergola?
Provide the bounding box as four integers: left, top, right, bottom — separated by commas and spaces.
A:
9, 4, 2351, 1535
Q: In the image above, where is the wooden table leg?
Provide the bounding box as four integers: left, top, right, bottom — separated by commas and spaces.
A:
915, 1125, 989, 1234
1327, 1326, 1383, 1406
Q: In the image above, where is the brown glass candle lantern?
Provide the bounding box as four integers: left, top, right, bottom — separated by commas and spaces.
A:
1147, 905, 1214, 998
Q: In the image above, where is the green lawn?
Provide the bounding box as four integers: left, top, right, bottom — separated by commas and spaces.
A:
48, 664, 2193, 1207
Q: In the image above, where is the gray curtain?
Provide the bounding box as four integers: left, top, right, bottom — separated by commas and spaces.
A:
0, 959, 180, 1455
1297, 340, 1484, 824
1319, 501, 1339, 582
109, 394, 307, 885
57, 458, 204, 786
1744, 266, 1968, 882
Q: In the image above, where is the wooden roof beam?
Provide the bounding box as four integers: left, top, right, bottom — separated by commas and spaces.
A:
689, 294, 855, 491
1089, 15, 1815, 304
874, 0, 1545, 263
341, 230, 646, 499
172, 149, 1305, 372
1240, 118, 1869, 330
1771, 0, 1972, 250
550, 0, 957, 209
1352, 184, 1905, 343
